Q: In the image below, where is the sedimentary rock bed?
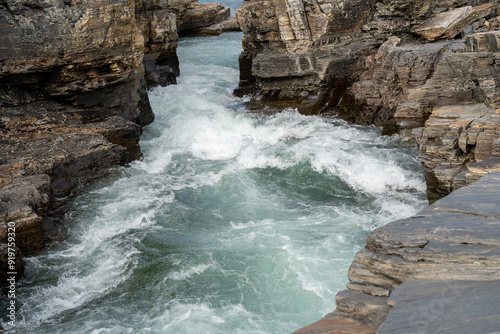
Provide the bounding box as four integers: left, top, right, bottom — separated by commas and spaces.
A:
295, 171, 500, 333
0, 0, 233, 282
236, 0, 499, 125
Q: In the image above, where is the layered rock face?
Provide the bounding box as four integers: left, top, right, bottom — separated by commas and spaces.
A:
0, 0, 235, 282
138, 0, 181, 87
295, 171, 500, 333
0, 0, 155, 281
236, 0, 498, 116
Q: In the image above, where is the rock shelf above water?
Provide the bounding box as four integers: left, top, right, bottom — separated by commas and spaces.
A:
295, 171, 500, 333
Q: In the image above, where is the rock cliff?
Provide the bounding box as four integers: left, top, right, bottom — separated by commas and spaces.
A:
235, 0, 500, 332
236, 0, 497, 114
236, 0, 500, 200
0, 0, 233, 283
296, 171, 500, 333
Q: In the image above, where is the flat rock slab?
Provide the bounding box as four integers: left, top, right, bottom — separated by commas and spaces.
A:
378, 280, 500, 334
293, 318, 374, 334
368, 171, 500, 259
415, 4, 493, 41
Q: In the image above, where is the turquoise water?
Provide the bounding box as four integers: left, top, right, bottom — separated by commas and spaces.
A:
2, 19, 427, 334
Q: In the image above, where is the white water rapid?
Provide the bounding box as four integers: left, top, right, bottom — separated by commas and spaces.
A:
1, 7, 428, 333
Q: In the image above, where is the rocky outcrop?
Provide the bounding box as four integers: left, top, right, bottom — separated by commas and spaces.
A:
235, 0, 498, 115
0, 0, 237, 285
236, 0, 500, 201
234, 0, 379, 112
0, 0, 156, 282
178, 2, 230, 32
413, 103, 500, 202
138, 0, 181, 87
295, 171, 500, 333
378, 280, 500, 333
414, 4, 493, 41
338, 4, 500, 132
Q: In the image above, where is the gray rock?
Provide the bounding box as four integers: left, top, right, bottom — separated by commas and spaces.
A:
304, 171, 500, 333
378, 280, 500, 334
335, 289, 390, 329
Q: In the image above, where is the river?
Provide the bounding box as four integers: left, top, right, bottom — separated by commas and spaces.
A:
2, 3, 427, 333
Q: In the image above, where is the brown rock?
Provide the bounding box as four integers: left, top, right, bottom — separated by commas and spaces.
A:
189, 16, 241, 35
466, 30, 500, 52
335, 290, 390, 329
416, 104, 500, 202
414, 4, 494, 41
178, 3, 230, 33
338, 38, 452, 128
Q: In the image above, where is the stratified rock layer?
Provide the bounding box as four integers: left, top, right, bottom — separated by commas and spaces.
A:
295, 171, 500, 332
236, 0, 499, 117
0, 0, 236, 284
414, 4, 493, 41
0, 1, 155, 282
414, 104, 500, 202
378, 280, 500, 333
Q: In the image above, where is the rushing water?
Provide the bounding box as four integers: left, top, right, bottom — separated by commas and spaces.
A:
2, 12, 428, 334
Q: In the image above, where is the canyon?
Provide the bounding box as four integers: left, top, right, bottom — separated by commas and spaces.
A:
0, 0, 236, 282
2, 0, 500, 332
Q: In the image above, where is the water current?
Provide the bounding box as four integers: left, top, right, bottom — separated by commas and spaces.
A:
2, 3, 428, 333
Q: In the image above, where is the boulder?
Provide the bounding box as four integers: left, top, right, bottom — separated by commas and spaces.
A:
414, 4, 494, 41
178, 3, 231, 33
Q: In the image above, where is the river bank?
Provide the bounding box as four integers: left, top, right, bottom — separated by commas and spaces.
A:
295, 170, 500, 333
0, 0, 237, 282
2, 0, 500, 333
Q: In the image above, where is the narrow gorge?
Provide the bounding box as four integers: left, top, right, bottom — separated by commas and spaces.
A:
1, 0, 500, 333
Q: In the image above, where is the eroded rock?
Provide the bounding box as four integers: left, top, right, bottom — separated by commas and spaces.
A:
414, 4, 494, 41
300, 171, 500, 333
415, 104, 500, 202
236, 0, 499, 116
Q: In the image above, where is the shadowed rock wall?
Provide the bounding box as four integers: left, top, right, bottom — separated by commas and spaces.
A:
0, 0, 234, 283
